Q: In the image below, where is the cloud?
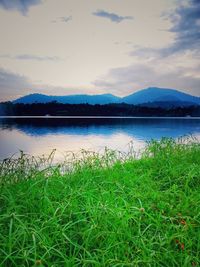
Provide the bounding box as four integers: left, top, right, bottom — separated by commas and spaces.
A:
93, 63, 200, 97
0, 0, 42, 15
60, 16, 72, 23
161, 0, 200, 56
93, 9, 133, 23
131, 0, 200, 59
0, 54, 61, 61
15, 54, 60, 61
51, 16, 72, 24
0, 68, 66, 102
0, 68, 34, 101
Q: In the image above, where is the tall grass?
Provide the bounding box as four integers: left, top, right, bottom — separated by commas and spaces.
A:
0, 138, 200, 266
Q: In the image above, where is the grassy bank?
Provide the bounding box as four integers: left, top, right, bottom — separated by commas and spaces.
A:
0, 138, 200, 266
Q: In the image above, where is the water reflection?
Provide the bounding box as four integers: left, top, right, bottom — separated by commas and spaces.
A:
0, 117, 200, 160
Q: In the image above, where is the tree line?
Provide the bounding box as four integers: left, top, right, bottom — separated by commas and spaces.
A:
0, 101, 199, 117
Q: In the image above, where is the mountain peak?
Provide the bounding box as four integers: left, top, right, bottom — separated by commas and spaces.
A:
122, 87, 199, 105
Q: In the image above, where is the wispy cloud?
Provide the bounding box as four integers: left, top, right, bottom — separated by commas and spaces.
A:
93, 9, 133, 23
51, 16, 72, 24
0, 0, 42, 15
60, 16, 72, 23
0, 54, 61, 61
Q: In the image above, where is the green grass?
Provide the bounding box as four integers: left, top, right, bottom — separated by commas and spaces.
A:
0, 138, 200, 266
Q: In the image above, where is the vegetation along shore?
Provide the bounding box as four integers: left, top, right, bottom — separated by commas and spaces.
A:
0, 102, 200, 117
0, 138, 200, 266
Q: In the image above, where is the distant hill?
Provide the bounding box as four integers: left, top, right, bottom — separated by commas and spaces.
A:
13, 93, 120, 105
121, 87, 200, 105
13, 87, 200, 107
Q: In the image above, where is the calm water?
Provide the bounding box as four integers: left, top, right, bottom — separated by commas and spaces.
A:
0, 117, 200, 160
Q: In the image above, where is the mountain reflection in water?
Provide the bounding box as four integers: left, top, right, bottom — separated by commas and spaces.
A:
0, 117, 200, 160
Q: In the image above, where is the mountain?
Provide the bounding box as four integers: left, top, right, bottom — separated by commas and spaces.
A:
13, 87, 200, 106
13, 94, 55, 104
121, 87, 200, 105
13, 93, 120, 105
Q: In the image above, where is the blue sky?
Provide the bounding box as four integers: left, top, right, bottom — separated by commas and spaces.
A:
0, 0, 199, 101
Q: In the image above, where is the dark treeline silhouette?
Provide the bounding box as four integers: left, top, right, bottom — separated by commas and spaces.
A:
0, 101, 200, 117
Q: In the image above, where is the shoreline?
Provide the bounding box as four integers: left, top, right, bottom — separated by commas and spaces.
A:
1, 115, 200, 119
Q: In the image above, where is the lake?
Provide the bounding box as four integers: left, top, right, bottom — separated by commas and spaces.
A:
0, 117, 200, 160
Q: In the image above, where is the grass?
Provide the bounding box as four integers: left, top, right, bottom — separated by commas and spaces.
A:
0, 138, 200, 266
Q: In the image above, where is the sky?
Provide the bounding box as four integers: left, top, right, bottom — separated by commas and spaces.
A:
0, 0, 199, 101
